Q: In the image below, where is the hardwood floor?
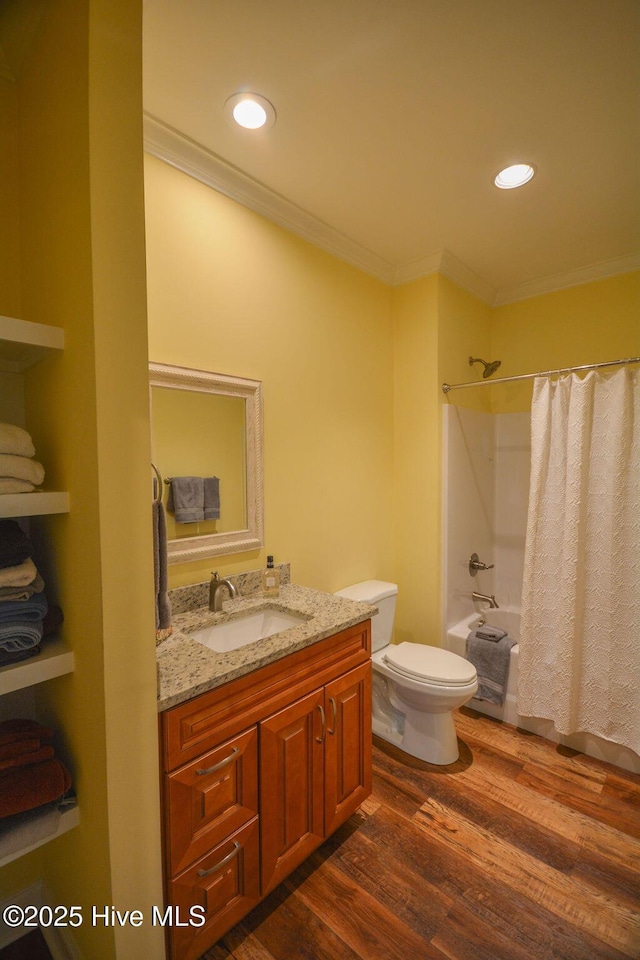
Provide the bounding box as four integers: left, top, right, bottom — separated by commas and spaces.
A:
203, 707, 640, 960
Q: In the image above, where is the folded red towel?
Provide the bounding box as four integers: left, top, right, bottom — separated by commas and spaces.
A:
0, 759, 72, 818
0, 738, 41, 761
0, 745, 55, 772
0, 719, 53, 747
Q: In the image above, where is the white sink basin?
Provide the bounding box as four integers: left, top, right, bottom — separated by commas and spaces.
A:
192, 609, 305, 653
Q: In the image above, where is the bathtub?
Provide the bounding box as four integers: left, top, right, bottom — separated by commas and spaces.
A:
446, 609, 520, 726
446, 609, 640, 773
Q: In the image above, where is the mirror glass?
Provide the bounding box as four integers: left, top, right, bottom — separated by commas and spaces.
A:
149, 362, 263, 562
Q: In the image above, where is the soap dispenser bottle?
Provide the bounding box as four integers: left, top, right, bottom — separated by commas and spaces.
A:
262, 555, 280, 598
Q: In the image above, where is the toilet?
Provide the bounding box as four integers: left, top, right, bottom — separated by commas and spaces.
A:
334, 581, 478, 765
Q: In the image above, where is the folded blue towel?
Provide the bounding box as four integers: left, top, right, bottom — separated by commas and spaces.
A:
466, 629, 515, 705
0, 620, 43, 653
474, 623, 507, 641
0, 589, 48, 624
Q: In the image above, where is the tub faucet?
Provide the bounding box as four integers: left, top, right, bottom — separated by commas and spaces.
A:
209, 572, 237, 612
472, 591, 499, 609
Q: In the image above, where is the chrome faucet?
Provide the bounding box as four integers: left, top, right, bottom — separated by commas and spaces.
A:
209, 572, 237, 612
472, 591, 499, 609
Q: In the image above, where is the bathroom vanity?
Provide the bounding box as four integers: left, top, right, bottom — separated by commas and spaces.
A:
157, 585, 374, 960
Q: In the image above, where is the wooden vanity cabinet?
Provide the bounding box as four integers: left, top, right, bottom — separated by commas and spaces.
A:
159, 620, 372, 960
260, 660, 371, 895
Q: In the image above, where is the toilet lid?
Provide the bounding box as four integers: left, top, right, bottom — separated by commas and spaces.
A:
383, 642, 477, 685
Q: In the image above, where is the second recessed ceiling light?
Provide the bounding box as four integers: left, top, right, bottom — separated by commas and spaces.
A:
494, 163, 536, 189
225, 93, 276, 130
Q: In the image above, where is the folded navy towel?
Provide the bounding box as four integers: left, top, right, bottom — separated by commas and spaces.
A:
167, 476, 205, 523
466, 629, 515, 705
0, 520, 34, 569
0, 643, 41, 666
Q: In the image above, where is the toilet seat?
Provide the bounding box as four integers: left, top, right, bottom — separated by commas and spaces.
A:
382, 642, 476, 686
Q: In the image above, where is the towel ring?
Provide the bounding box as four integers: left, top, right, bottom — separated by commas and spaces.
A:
151, 462, 163, 503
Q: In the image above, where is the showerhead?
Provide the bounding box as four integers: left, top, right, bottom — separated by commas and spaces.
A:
469, 356, 502, 379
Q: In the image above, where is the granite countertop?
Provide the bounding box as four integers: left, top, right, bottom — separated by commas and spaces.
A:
157, 583, 376, 711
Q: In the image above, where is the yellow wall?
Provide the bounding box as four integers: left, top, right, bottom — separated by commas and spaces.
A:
0, 80, 21, 317
145, 155, 395, 594
391, 275, 439, 644
490, 272, 640, 412
390, 273, 493, 646
438, 274, 493, 413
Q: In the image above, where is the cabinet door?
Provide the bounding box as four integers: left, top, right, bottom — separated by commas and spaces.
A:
165, 727, 258, 876
168, 817, 260, 960
260, 688, 325, 895
324, 662, 372, 836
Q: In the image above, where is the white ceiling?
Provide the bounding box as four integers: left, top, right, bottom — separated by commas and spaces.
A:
142, 0, 640, 304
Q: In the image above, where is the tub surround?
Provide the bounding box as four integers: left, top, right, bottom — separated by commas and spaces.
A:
157, 578, 376, 711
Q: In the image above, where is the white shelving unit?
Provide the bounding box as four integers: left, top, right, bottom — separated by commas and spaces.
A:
0, 638, 74, 697
0, 315, 69, 520
0, 315, 77, 866
0, 491, 70, 518
0, 315, 64, 373
0, 803, 79, 870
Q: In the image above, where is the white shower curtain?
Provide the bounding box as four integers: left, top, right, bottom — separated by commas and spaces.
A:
519, 367, 640, 755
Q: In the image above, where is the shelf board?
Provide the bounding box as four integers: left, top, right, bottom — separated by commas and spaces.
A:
0, 316, 64, 373
0, 638, 74, 696
0, 491, 70, 518
0, 801, 79, 869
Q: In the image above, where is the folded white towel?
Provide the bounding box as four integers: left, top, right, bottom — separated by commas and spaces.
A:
0, 423, 35, 458
0, 478, 35, 494
0, 454, 44, 486
0, 558, 38, 589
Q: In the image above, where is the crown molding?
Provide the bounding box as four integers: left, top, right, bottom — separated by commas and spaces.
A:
143, 113, 396, 284
144, 114, 639, 306
493, 252, 640, 306
392, 250, 497, 304
437, 250, 498, 305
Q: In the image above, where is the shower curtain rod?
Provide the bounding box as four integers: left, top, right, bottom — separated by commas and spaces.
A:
441, 355, 640, 394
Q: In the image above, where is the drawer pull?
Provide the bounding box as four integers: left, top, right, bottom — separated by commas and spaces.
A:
328, 697, 337, 736
196, 841, 241, 877
315, 704, 326, 743
196, 746, 239, 776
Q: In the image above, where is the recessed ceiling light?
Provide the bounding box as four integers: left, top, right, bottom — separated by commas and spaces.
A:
494, 163, 536, 189
224, 93, 276, 131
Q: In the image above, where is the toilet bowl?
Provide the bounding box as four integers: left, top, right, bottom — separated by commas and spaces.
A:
335, 581, 478, 765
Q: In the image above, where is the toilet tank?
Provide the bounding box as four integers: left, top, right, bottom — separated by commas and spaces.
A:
334, 580, 398, 652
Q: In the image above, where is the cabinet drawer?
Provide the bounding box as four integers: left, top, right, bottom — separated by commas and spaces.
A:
165, 727, 258, 876
168, 817, 260, 960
